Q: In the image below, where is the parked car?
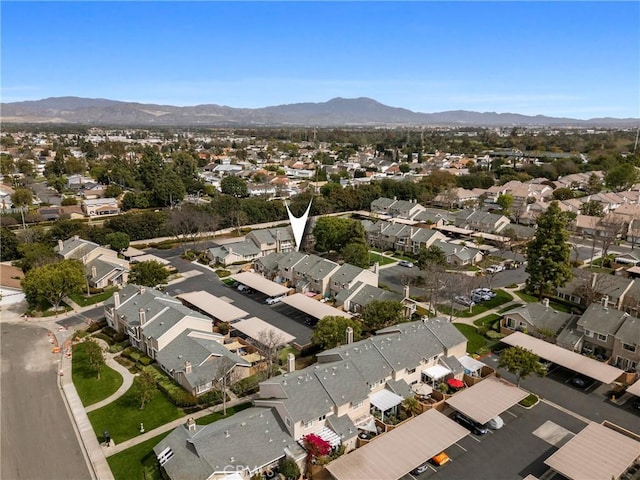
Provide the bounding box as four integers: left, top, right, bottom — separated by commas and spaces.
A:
265, 295, 284, 305
477, 288, 496, 297
455, 295, 475, 307
570, 375, 590, 389
452, 412, 488, 435
485, 265, 504, 274
411, 463, 430, 475
430, 451, 451, 466
485, 415, 504, 430
399, 260, 414, 268
237, 284, 253, 293
472, 292, 490, 302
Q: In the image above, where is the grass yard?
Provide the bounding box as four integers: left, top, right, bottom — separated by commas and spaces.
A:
88, 379, 184, 444
453, 324, 487, 354
196, 402, 253, 425
514, 290, 539, 303
107, 432, 170, 480
68, 288, 116, 307
473, 313, 500, 328
72, 341, 123, 406
440, 289, 514, 318
368, 251, 396, 266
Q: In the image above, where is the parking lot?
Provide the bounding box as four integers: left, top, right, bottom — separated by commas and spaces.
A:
399, 402, 587, 480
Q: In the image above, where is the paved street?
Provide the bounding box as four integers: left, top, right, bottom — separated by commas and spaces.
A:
150, 248, 314, 345
1, 317, 90, 480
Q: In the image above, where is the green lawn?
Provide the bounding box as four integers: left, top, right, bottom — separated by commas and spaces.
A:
453, 324, 487, 354
107, 403, 254, 480
368, 251, 396, 266
107, 432, 170, 480
196, 402, 253, 425
440, 290, 514, 318
72, 342, 123, 406
69, 288, 116, 307
514, 290, 538, 303
473, 313, 500, 328
88, 379, 184, 444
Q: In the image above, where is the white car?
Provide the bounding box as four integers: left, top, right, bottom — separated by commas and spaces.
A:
399, 260, 414, 268
485, 415, 504, 430
265, 295, 284, 305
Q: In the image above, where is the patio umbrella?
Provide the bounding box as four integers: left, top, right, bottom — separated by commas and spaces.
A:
447, 378, 465, 389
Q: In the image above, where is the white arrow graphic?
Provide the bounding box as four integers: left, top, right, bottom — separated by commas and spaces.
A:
285, 199, 313, 252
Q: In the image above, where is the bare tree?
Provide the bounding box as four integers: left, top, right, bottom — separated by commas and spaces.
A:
254, 328, 286, 379
168, 204, 218, 251
571, 269, 616, 306
212, 355, 239, 416
597, 214, 626, 259
422, 261, 447, 315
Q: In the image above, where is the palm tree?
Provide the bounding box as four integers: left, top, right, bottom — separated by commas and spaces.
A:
402, 395, 422, 417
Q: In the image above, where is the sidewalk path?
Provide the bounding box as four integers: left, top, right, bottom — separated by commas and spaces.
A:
85, 355, 137, 413
103, 393, 259, 457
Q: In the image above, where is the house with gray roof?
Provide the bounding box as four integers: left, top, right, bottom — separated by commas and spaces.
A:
256, 318, 467, 444
454, 209, 510, 234
432, 240, 483, 266
412, 208, 452, 227
55, 235, 129, 288
154, 407, 306, 480
328, 263, 378, 298
334, 282, 401, 314
105, 285, 250, 395
611, 314, 640, 372
576, 303, 628, 360
501, 299, 577, 340
246, 227, 295, 256
207, 241, 261, 266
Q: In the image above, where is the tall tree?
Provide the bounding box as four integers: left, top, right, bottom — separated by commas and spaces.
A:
21, 259, 85, 310
341, 242, 369, 268
134, 371, 157, 409
312, 316, 362, 350
220, 175, 248, 197
580, 200, 605, 217
496, 193, 514, 217
105, 232, 130, 254
361, 300, 404, 330
255, 328, 286, 379
10, 187, 33, 207
498, 346, 546, 387
130, 260, 170, 287
605, 163, 639, 192
526, 201, 572, 300
83, 338, 105, 380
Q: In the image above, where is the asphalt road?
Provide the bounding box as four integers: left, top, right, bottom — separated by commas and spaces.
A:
151, 248, 314, 345
1, 321, 90, 480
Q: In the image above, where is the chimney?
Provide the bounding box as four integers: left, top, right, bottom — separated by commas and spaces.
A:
91, 265, 97, 279
73, 235, 79, 241
601, 295, 609, 307
403, 284, 410, 299
139, 286, 146, 295
58, 239, 64, 251
138, 307, 146, 325
346, 326, 354, 344
287, 353, 295, 373
542, 298, 549, 309
186, 417, 196, 432
185, 361, 192, 374
113, 291, 120, 309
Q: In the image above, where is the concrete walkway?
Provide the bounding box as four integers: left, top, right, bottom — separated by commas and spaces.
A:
85, 355, 137, 413
104, 392, 259, 457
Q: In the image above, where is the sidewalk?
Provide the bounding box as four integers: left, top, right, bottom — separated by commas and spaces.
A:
104, 392, 259, 457
85, 354, 137, 413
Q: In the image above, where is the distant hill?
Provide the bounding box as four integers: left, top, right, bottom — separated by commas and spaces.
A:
1, 96, 637, 127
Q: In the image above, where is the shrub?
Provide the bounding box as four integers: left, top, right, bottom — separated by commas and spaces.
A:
216, 269, 231, 278
217, 322, 229, 335
139, 356, 154, 366
102, 326, 118, 339
108, 342, 127, 354
74, 330, 89, 340
92, 332, 114, 345
230, 373, 263, 396
86, 318, 107, 333
486, 331, 505, 340
477, 326, 489, 336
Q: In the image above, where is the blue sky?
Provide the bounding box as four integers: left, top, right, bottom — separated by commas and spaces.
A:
2, 1, 638, 119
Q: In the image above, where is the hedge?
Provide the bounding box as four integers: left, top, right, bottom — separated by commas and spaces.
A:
86, 318, 108, 333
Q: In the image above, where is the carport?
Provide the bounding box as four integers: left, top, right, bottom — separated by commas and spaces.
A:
627, 378, 640, 398
446, 377, 528, 425
280, 293, 352, 320
326, 409, 469, 480
178, 291, 248, 323
544, 422, 640, 480
501, 332, 624, 384
230, 272, 291, 297
230, 317, 296, 345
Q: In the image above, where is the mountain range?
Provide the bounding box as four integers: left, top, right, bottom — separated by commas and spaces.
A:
1, 96, 637, 127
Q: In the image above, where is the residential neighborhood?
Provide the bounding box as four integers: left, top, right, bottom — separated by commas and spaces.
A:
2, 125, 640, 480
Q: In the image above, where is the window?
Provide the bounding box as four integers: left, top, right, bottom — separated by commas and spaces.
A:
304, 420, 313, 429
285, 417, 291, 427
596, 333, 608, 342
407, 367, 416, 374
506, 317, 516, 329
318, 415, 326, 422
623, 343, 636, 352
584, 329, 593, 338
352, 400, 363, 409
